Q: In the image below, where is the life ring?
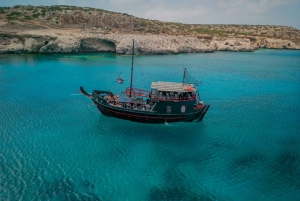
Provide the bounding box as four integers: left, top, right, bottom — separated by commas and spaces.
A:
182, 86, 193, 91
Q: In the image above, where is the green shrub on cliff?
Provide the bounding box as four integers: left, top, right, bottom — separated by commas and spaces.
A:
6, 11, 22, 20
0, 8, 7, 14
26, 6, 34, 11
13, 5, 22, 9
7, 11, 22, 16
47, 6, 63, 11
0, 4, 298, 41
193, 27, 227, 36
32, 13, 40, 18
25, 15, 33, 20
41, 9, 46, 15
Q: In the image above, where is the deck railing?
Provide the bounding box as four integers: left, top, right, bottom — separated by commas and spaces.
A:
152, 96, 196, 101
122, 87, 150, 97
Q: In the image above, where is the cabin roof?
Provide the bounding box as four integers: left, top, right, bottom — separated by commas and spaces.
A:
151, 81, 196, 92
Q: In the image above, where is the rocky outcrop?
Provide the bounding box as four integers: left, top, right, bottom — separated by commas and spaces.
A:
210, 38, 257, 52
107, 35, 214, 54
0, 33, 299, 54
80, 38, 116, 52
0, 35, 47, 53
0, 37, 24, 53
0, 33, 215, 54
0, 43, 24, 53
39, 36, 80, 53
264, 38, 300, 49
24, 38, 48, 53
77, 34, 214, 54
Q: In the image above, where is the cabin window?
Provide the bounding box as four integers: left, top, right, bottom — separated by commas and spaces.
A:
181, 105, 186, 113
166, 105, 171, 114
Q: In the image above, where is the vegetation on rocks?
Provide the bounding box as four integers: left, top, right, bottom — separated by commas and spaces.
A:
0, 5, 298, 40
0, 5, 299, 54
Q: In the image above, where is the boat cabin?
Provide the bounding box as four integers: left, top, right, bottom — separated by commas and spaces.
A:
144, 81, 202, 114
150, 81, 197, 101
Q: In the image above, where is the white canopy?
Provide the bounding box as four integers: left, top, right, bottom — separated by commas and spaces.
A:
150, 81, 195, 92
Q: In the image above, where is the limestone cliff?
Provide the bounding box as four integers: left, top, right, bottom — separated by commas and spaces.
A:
1, 32, 300, 54
0, 34, 215, 54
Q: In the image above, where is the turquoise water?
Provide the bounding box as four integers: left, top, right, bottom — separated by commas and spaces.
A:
1, 50, 300, 201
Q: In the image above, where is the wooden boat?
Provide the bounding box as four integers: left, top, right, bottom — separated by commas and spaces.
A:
79, 40, 210, 123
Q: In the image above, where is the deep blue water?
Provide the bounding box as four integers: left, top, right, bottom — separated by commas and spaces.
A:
1, 50, 300, 201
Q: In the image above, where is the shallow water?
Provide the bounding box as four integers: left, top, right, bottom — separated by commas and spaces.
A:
1, 50, 300, 201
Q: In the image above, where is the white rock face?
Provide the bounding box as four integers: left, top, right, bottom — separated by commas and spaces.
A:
0, 33, 299, 54
39, 36, 80, 53
80, 38, 116, 52
265, 38, 300, 49
102, 34, 214, 54
210, 38, 256, 52
24, 38, 43, 53
39, 41, 55, 53
0, 43, 24, 53
0, 37, 24, 53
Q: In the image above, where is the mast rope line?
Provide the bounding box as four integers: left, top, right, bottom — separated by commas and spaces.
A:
184, 69, 203, 85
108, 39, 202, 93
134, 60, 203, 86
119, 57, 131, 77
134, 60, 151, 85
107, 55, 132, 92
129, 39, 134, 97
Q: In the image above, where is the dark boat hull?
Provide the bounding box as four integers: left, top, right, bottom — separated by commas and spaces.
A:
93, 99, 210, 124
78, 87, 210, 124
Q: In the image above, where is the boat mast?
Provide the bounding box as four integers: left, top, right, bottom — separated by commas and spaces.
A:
129, 39, 134, 97
182, 67, 187, 85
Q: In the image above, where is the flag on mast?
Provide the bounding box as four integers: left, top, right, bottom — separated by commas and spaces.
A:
115, 76, 124, 84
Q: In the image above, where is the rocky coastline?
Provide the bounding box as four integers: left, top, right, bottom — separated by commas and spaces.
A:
0, 5, 299, 54
1, 32, 300, 55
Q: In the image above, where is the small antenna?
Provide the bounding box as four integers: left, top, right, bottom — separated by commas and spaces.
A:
182, 67, 187, 85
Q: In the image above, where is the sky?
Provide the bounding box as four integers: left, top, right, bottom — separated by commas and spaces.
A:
1, 0, 299, 29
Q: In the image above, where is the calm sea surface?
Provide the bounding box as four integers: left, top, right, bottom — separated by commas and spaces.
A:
1, 50, 300, 201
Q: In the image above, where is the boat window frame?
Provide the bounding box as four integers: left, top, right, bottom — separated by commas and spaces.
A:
181, 105, 186, 113
166, 105, 172, 114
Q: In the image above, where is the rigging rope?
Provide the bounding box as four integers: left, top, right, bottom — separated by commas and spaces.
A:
134, 60, 150, 85
107, 55, 203, 92
184, 69, 203, 86
119, 58, 131, 77
107, 56, 132, 92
